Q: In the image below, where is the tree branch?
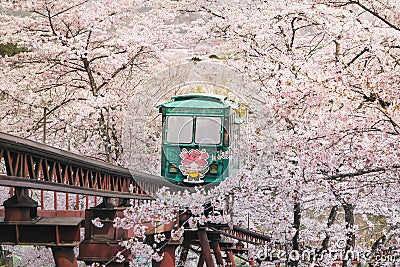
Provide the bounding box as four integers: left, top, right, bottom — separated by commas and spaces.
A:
52, 0, 90, 18
200, 6, 225, 19
350, 1, 400, 31
96, 46, 146, 93
326, 164, 400, 181
345, 46, 369, 68
82, 57, 98, 96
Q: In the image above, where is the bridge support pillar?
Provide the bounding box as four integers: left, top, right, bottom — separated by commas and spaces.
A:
152, 244, 177, 267
96, 197, 116, 209
249, 258, 255, 266
118, 198, 131, 207
198, 228, 215, 267
178, 240, 190, 267
197, 253, 205, 267
3, 187, 38, 221
79, 206, 133, 266
211, 241, 224, 266
51, 247, 78, 267
226, 251, 236, 267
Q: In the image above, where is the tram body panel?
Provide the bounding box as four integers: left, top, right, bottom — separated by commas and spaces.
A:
158, 94, 239, 185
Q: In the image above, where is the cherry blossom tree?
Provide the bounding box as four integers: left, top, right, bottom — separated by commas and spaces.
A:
0, 0, 189, 161
171, 0, 400, 266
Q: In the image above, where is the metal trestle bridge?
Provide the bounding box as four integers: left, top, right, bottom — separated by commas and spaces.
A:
0, 132, 275, 267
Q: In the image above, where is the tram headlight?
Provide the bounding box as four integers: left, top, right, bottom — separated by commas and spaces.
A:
210, 164, 218, 174
169, 164, 178, 173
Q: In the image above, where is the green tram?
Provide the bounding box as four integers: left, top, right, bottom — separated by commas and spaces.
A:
158, 94, 241, 185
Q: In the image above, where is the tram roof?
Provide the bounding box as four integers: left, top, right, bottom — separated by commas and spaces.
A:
158, 94, 230, 109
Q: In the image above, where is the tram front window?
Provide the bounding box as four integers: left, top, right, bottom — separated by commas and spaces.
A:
166, 116, 193, 143
195, 117, 222, 144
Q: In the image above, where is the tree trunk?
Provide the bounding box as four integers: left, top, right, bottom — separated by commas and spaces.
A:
290, 202, 301, 267
342, 203, 355, 267
43, 107, 47, 143
321, 205, 338, 251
